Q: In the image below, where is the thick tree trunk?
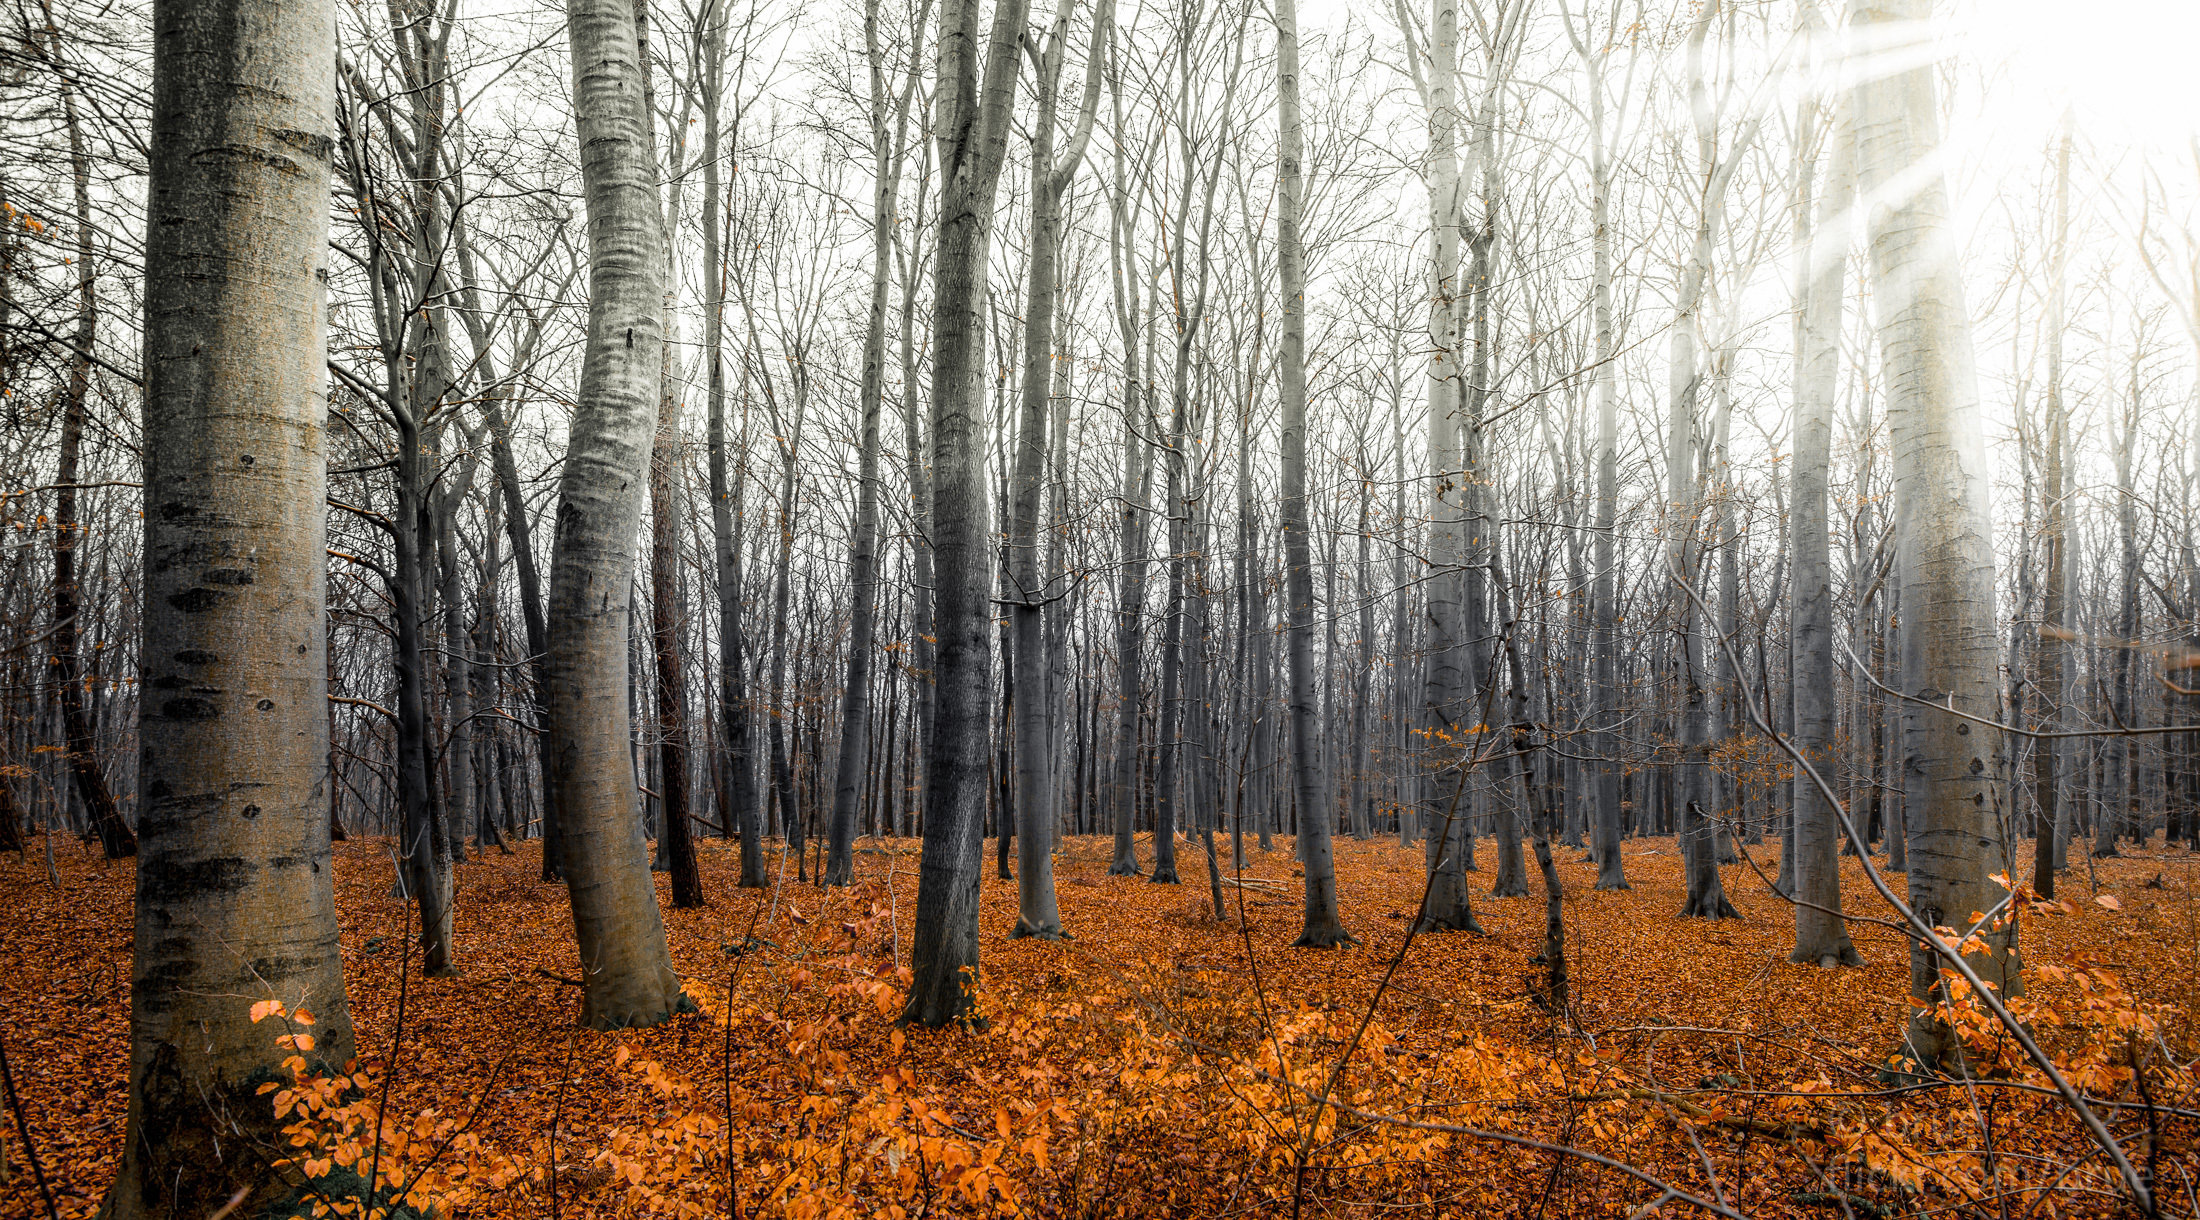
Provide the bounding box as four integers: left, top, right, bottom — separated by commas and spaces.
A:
901, 0, 1026, 1029
1849, 0, 2020, 1073
106, 0, 356, 1207
546, 0, 690, 1030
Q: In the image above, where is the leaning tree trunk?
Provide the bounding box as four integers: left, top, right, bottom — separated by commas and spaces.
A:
1849, 0, 2020, 1074
1789, 101, 1861, 967
546, 0, 690, 1030
901, 0, 1026, 1029
1277, 0, 1351, 949
104, 0, 356, 1208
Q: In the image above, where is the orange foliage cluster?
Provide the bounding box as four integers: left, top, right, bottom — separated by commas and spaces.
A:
2, 832, 2196, 1218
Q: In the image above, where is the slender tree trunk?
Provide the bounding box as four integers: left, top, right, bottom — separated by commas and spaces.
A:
51, 57, 133, 859
2033, 120, 2072, 895
829, 0, 930, 886
1670, 2, 1738, 920
106, 0, 356, 1205
1277, 0, 1350, 948
651, 347, 703, 908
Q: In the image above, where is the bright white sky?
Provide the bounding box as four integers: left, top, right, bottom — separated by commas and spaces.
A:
1952, 0, 2200, 163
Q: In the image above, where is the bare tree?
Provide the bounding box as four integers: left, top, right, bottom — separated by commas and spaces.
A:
105, 0, 355, 1206
545, 0, 691, 1030
901, 0, 1026, 1028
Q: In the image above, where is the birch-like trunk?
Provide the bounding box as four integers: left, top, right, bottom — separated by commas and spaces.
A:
108, 0, 356, 1205
1790, 100, 1861, 967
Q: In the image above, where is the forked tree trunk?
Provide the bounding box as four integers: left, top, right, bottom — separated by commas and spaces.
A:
1008, 0, 1106, 933
106, 0, 356, 1207
901, 0, 1026, 1029
1277, 0, 1351, 949
547, 0, 690, 1030
1848, 0, 2020, 1073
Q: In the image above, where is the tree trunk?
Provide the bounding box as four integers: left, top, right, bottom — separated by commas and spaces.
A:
52, 54, 133, 859
828, 0, 930, 887
1277, 0, 1351, 949
1849, 0, 2020, 1073
901, 0, 1026, 1029
106, 0, 356, 1206
1790, 96, 1861, 967
546, 0, 690, 1030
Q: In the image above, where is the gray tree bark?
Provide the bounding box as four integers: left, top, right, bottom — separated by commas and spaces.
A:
546, 0, 691, 1029
106, 0, 357, 1205
1277, 0, 1351, 949
1789, 96, 1861, 967
1848, 0, 2021, 1073
1008, 0, 1107, 933
828, 0, 932, 886
902, 0, 1026, 1029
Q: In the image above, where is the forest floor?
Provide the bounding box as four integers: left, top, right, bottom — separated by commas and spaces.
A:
3, 829, 2196, 1218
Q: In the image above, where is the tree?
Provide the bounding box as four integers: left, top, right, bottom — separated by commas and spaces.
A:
103, 0, 356, 1206
1848, 0, 2020, 1073
1395, 0, 1479, 931
546, 0, 692, 1030
1789, 86, 1860, 968
49, 30, 132, 860
1007, 0, 1108, 935
1277, 0, 1351, 949
827, 0, 932, 887
902, 0, 1026, 1029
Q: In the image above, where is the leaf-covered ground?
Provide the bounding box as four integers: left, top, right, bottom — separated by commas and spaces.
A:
3, 830, 2195, 1218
